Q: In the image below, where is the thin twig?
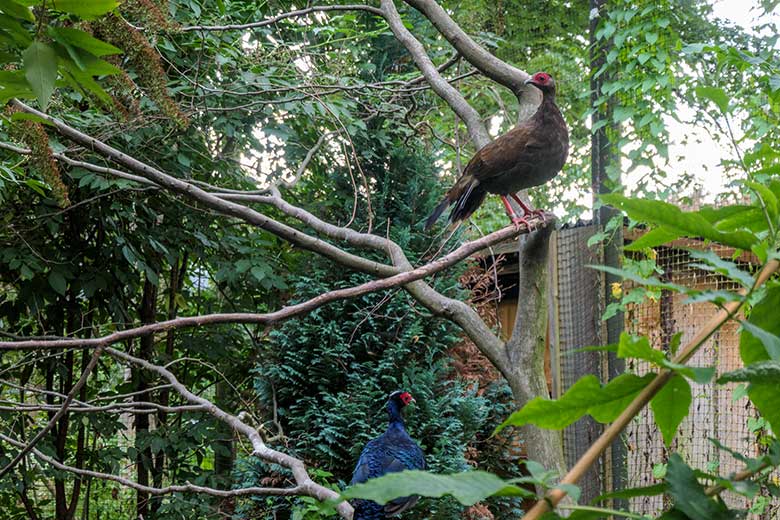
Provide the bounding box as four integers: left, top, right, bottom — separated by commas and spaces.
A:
0, 345, 105, 479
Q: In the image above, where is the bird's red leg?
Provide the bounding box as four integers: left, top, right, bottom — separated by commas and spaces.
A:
510, 193, 547, 224
500, 195, 529, 230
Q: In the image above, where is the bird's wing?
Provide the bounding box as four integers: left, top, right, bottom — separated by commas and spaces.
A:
382, 443, 426, 516
464, 124, 544, 182
349, 444, 375, 485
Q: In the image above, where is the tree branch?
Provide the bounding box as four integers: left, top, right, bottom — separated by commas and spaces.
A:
0, 432, 308, 499
103, 348, 353, 518
180, 4, 383, 32
403, 0, 528, 92
11, 100, 394, 279
380, 0, 491, 147
0, 345, 104, 479
0, 217, 540, 357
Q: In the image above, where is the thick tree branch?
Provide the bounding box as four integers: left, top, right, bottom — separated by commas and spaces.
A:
380, 0, 491, 147
403, 0, 529, 92
12, 100, 394, 279
0, 217, 539, 358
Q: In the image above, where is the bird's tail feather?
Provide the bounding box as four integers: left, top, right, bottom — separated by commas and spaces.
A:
424, 197, 450, 230
448, 179, 486, 225
424, 177, 486, 230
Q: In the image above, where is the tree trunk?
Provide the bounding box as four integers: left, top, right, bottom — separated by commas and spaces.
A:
591, 0, 626, 502
504, 225, 567, 480
135, 278, 157, 519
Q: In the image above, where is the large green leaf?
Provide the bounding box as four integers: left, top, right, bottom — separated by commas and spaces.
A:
719, 360, 780, 384
0, 0, 34, 21
52, 0, 118, 18
0, 13, 32, 45
496, 373, 655, 432
601, 194, 759, 250
740, 321, 780, 361
340, 470, 533, 507
650, 374, 691, 446
739, 289, 780, 434
496, 376, 601, 431
740, 287, 780, 364
695, 86, 729, 113
665, 454, 732, 520
22, 40, 57, 109
48, 26, 122, 57
625, 227, 680, 251
0, 69, 33, 103
589, 373, 656, 423
617, 333, 666, 365
687, 249, 754, 287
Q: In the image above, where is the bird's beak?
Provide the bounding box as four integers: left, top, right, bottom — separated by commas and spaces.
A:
410, 397, 416, 404
524, 78, 534, 85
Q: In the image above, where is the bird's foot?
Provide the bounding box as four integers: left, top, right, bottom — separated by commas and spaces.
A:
510, 215, 535, 231
526, 208, 548, 221
510, 210, 547, 231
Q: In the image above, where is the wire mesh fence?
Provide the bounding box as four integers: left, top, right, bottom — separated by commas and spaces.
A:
551, 225, 779, 518
622, 243, 779, 519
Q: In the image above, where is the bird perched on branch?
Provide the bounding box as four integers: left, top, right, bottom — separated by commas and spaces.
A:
350, 390, 425, 520
425, 71, 569, 230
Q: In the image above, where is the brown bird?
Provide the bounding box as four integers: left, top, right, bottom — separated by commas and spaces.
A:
425, 71, 569, 230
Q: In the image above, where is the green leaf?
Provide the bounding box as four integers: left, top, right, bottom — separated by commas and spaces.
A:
0, 13, 32, 45
496, 375, 601, 431
665, 454, 731, 520
10, 110, 51, 126
650, 375, 691, 446
617, 333, 666, 365
0, 0, 34, 21
740, 321, 780, 361
340, 470, 533, 507
744, 284, 780, 350
625, 227, 680, 251
662, 361, 715, 384
744, 180, 779, 220
748, 382, 780, 435
47, 270, 66, 295
593, 483, 666, 503
719, 360, 780, 384
695, 86, 729, 113
496, 373, 655, 432
48, 26, 121, 57
687, 249, 754, 288
589, 373, 656, 423
589, 264, 687, 293
52, 0, 118, 18
22, 40, 57, 110
0, 69, 33, 102
601, 194, 758, 251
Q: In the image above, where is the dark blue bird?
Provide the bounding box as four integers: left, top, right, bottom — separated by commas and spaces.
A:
350, 390, 426, 520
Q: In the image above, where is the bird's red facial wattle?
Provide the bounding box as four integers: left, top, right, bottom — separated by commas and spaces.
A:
399, 392, 414, 406
525, 72, 554, 90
